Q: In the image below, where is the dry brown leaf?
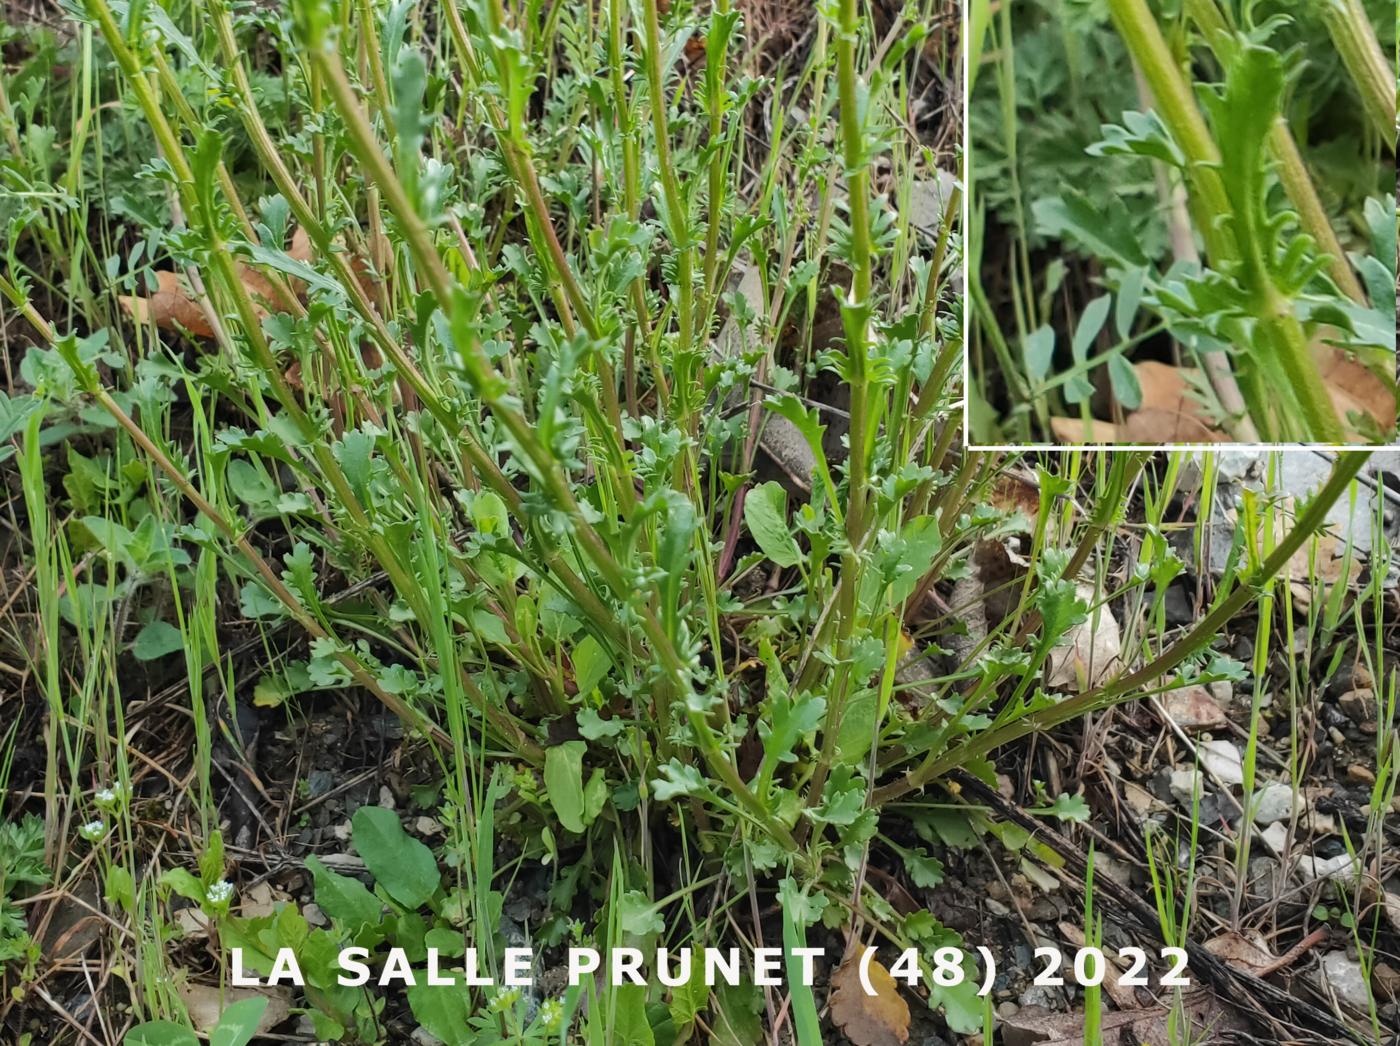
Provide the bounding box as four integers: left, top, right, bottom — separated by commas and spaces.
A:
1134, 361, 1197, 414
175, 982, 291, 1034
1002, 991, 1246, 1046
1203, 930, 1275, 975
828, 955, 910, 1046
1319, 347, 1395, 430
1045, 584, 1122, 691
119, 270, 217, 338
1121, 407, 1225, 443
1161, 685, 1227, 732
989, 470, 1040, 525
1048, 416, 1118, 443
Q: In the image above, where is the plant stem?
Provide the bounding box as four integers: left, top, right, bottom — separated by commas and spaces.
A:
1317, 0, 1396, 144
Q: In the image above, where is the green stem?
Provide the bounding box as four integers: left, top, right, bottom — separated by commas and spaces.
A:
1317, 0, 1396, 144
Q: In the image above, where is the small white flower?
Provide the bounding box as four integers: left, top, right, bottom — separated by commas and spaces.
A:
206, 880, 234, 905
94, 782, 127, 810
489, 986, 521, 1013
538, 998, 563, 1031
79, 820, 107, 841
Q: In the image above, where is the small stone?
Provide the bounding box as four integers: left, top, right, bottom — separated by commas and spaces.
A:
1328, 726, 1346, 747
1169, 769, 1204, 807
1346, 764, 1376, 786
1163, 686, 1227, 731
1317, 950, 1370, 1011
1208, 679, 1234, 706
332, 821, 351, 842
997, 1001, 1021, 1019
1348, 662, 1374, 692
1297, 852, 1358, 882
377, 785, 396, 809
1258, 822, 1289, 855
1198, 739, 1244, 785
1337, 688, 1375, 724
1251, 782, 1298, 826
415, 816, 443, 836
1123, 781, 1157, 816
303, 903, 327, 927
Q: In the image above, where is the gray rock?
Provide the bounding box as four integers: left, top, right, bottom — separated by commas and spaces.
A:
1198, 739, 1244, 785
1317, 950, 1371, 1011
1251, 782, 1299, 826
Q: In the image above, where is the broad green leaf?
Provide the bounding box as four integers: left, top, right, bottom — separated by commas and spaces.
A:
306, 855, 382, 931
1023, 325, 1055, 385
544, 741, 587, 833
744, 481, 802, 567
406, 976, 473, 1046
124, 1022, 198, 1046
210, 997, 268, 1046
617, 889, 664, 937
131, 620, 184, 661
651, 760, 706, 801
350, 806, 440, 910
1071, 295, 1111, 361
1107, 354, 1142, 410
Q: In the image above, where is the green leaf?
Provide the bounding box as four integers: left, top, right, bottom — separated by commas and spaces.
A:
744, 481, 802, 568
902, 847, 945, 888
1033, 192, 1149, 268
210, 997, 268, 1046
159, 868, 205, 905
1107, 354, 1142, 410
350, 806, 440, 910
572, 634, 610, 697
131, 620, 185, 661
711, 980, 763, 1046
611, 982, 657, 1045
617, 889, 664, 937
306, 855, 382, 931
105, 864, 136, 913
652, 760, 707, 801
1114, 267, 1146, 339
406, 975, 473, 1046
124, 1022, 199, 1046
1023, 326, 1055, 385
544, 741, 587, 833
1071, 295, 1111, 361
1030, 792, 1091, 823
777, 879, 823, 1046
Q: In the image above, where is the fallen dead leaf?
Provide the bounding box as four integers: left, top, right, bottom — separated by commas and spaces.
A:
175, 982, 291, 1034
1048, 416, 1119, 444
1045, 585, 1122, 690
1121, 407, 1225, 443
119, 271, 218, 338
1319, 347, 1395, 432
989, 469, 1041, 526
828, 954, 910, 1046
35, 880, 102, 960
1203, 930, 1276, 975
1161, 685, 1227, 731
1002, 990, 1246, 1046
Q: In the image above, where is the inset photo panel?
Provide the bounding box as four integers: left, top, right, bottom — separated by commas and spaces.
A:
964, 0, 1396, 447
